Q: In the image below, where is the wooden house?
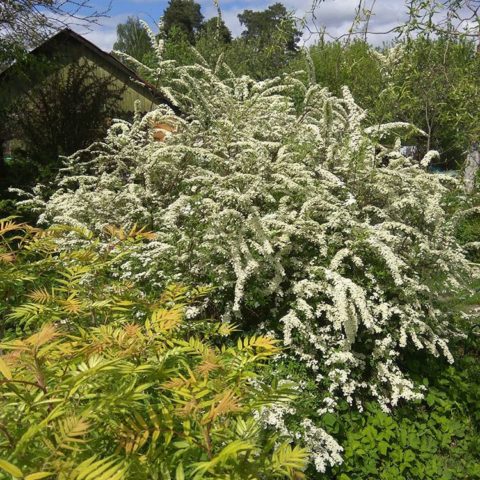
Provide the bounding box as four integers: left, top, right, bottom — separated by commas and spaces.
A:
0, 28, 178, 169
0, 28, 172, 114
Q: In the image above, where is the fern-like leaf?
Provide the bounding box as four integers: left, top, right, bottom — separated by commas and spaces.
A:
26, 324, 58, 348
118, 413, 150, 454
0, 252, 15, 263
149, 306, 183, 333
159, 284, 188, 304
192, 440, 254, 476
68, 456, 126, 480
0, 218, 25, 236
55, 416, 90, 450
271, 443, 309, 478
27, 288, 53, 304
203, 389, 242, 423
7, 303, 48, 323
59, 295, 83, 314
237, 336, 279, 353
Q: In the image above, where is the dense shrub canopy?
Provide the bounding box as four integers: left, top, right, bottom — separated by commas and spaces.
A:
20, 30, 471, 417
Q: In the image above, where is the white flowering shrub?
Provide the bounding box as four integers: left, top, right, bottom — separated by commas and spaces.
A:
20, 30, 470, 418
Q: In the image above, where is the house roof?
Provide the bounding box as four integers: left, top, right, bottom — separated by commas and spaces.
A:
0, 28, 176, 111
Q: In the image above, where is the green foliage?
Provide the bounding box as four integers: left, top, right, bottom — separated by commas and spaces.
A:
218, 3, 302, 79
0, 221, 196, 335
113, 16, 155, 63
288, 40, 385, 116
153, 2, 301, 79
325, 352, 480, 480
0, 221, 308, 479
238, 3, 301, 52
289, 37, 480, 168
162, 0, 204, 44
0, 41, 27, 72
160, 27, 200, 66
270, 340, 480, 479
199, 17, 232, 44
452, 192, 480, 263
376, 37, 480, 167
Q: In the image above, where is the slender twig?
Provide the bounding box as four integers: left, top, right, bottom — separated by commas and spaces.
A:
0, 422, 15, 448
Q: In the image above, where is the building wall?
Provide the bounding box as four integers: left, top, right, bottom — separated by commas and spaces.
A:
0, 36, 160, 115
75, 54, 158, 113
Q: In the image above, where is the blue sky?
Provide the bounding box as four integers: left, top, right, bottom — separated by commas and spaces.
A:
76, 0, 408, 51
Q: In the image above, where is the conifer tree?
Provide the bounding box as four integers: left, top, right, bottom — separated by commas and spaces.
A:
200, 17, 232, 43
238, 3, 301, 51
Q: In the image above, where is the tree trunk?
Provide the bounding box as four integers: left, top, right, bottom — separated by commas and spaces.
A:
464, 142, 480, 193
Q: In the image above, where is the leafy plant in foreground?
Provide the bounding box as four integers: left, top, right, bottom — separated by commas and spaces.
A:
0, 319, 308, 479
0, 223, 309, 479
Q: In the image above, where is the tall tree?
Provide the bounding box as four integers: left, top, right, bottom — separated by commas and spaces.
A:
238, 3, 301, 51
162, 0, 204, 44
113, 16, 154, 62
199, 17, 232, 44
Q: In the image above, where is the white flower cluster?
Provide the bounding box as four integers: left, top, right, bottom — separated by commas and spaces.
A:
254, 398, 343, 473
300, 419, 344, 473
22, 28, 470, 418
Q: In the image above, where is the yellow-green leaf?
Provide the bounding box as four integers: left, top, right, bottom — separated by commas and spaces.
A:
175, 463, 185, 480
25, 473, 53, 480
0, 459, 23, 478
0, 357, 12, 380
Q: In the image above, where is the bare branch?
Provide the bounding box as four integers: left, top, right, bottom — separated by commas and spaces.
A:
0, 0, 111, 49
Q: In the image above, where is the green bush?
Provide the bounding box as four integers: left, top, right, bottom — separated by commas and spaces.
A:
0, 221, 309, 479
322, 353, 480, 480
264, 327, 480, 479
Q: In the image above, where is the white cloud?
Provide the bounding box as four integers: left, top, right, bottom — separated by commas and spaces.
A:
204, 0, 408, 46
77, 0, 410, 51
73, 13, 132, 51
82, 28, 119, 50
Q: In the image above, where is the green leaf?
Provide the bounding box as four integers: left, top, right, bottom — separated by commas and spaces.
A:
25, 473, 53, 480
71, 456, 125, 480
378, 441, 389, 455
192, 440, 254, 475
175, 463, 185, 480
271, 443, 309, 476
0, 357, 12, 380
322, 412, 337, 427
403, 449, 416, 463
0, 459, 23, 478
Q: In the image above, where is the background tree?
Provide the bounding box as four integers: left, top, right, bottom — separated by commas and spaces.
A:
199, 17, 232, 44
373, 37, 480, 168
141, 2, 302, 79
223, 2, 303, 78
238, 3, 302, 51
288, 36, 480, 169
162, 0, 204, 44
113, 16, 154, 63
288, 40, 385, 113
161, 27, 198, 66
